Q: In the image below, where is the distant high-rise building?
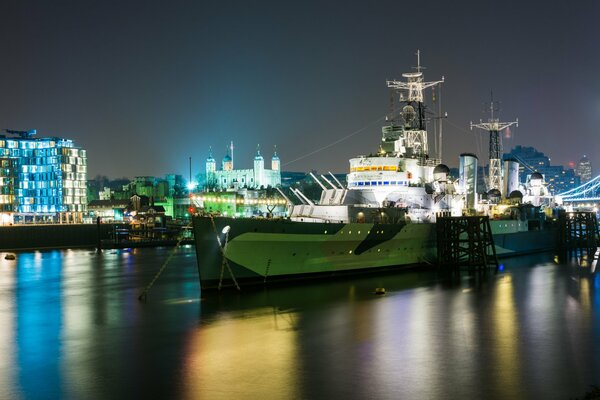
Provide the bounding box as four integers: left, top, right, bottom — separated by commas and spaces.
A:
576, 155, 592, 183
0, 130, 87, 224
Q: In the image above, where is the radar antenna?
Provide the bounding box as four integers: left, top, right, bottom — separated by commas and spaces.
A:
386, 50, 444, 157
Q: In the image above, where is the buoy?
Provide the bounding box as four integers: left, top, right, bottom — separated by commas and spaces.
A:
375, 287, 386, 295
5, 254, 16, 260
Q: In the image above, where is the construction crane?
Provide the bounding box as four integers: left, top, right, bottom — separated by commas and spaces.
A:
2, 128, 37, 139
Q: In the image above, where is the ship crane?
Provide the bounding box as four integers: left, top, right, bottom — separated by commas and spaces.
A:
470, 95, 517, 195
2, 128, 37, 139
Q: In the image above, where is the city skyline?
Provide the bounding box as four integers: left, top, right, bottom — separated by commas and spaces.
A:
1, 1, 598, 179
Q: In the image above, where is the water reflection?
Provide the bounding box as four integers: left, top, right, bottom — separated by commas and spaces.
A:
0, 254, 17, 400
491, 274, 524, 398
184, 306, 299, 399
0, 249, 600, 399
16, 251, 64, 399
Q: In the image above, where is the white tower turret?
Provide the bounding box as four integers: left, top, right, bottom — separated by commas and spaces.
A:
205, 147, 217, 190
222, 143, 233, 171
254, 144, 264, 188
271, 145, 280, 171
205, 147, 216, 173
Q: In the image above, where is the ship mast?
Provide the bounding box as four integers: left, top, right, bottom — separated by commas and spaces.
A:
470, 93, 518, 195
386, 50, 444, 157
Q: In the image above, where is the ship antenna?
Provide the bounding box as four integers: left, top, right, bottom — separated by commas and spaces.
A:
386, 50, 443, 157
414, 49, 423, 73
470, 92, 518, 195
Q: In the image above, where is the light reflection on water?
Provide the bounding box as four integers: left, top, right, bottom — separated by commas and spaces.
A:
0, 248, 599, 399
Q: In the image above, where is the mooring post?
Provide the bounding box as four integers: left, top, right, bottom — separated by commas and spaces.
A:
96, 216, 102, 252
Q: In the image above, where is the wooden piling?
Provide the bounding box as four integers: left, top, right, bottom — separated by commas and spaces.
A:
558, 211, 599, 254
437, 215, 499, 270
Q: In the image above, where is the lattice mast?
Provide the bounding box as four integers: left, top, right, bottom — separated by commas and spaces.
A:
470, 95, 518, 194
386, 50, 444, 157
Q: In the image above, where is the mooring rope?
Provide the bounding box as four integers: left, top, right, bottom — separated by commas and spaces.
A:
209, 216, 241, 291
138, 221, 192, 301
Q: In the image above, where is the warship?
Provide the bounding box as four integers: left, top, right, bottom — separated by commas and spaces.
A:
192, 54, 556, 290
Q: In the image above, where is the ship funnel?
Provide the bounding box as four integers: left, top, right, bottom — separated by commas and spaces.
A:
459, 153, 478, 210
503, 159, 520, 198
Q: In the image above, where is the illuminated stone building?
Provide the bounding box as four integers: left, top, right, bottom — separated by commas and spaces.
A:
0, 130, 87, 224
198, 143, 284, 217
205, 143, 281, 190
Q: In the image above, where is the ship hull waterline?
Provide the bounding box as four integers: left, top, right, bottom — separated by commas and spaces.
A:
192, 216, 557, 290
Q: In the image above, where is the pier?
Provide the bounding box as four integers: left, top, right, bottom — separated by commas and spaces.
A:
558, 211, 600, 253
436, 215, 499, 270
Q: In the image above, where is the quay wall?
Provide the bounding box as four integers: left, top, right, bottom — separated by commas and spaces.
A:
0, 224, 120, 251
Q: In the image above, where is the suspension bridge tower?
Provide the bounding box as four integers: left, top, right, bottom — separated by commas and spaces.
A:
470, 95, 518, 195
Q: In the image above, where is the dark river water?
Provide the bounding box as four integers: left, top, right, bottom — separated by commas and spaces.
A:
1, 246, 600, 399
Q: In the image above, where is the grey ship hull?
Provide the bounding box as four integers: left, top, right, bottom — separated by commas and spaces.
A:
192, 216, 557, 290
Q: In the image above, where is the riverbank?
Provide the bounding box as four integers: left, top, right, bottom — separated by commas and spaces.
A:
0, 223, 195, 251
0, 223, 116, 251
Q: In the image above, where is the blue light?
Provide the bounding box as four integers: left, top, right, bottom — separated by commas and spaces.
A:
499, 264, 505, 271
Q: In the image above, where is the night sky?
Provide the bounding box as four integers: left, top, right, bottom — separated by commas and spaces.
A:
1, 1, 598, 179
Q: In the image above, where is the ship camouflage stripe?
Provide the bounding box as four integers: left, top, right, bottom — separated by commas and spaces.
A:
353, 222, 407, 255
205, 217, 411, 255
198, 216, 345, 241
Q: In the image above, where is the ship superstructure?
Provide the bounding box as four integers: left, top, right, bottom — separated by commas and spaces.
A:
288, 52, 463, 223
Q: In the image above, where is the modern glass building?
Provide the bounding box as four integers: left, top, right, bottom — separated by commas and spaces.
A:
0, 131, 87, 224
